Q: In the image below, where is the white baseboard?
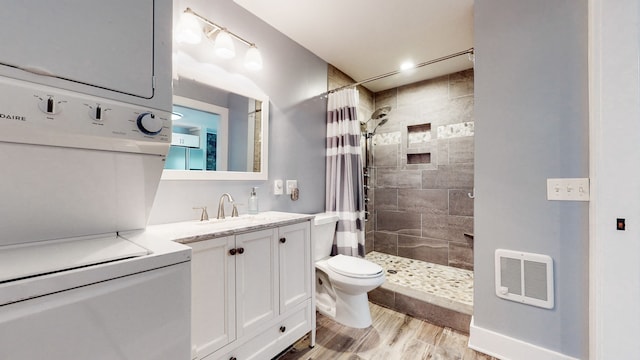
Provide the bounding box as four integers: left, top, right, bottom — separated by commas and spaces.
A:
468, 317, 579, 360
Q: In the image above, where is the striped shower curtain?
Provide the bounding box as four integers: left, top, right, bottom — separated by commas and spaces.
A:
326, 88, 365, 257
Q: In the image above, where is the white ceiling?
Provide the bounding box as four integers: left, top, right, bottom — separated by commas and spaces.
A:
233, 0, 474, 93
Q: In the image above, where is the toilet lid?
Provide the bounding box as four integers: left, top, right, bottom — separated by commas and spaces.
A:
327, 254, 383, 278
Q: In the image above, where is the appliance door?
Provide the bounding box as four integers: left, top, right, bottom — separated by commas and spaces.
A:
0, 262, 190, 360
0, 0, 153, 98
0, 0, 173, 109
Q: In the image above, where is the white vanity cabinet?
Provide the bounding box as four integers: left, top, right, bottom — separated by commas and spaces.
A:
187, 220, 313, 360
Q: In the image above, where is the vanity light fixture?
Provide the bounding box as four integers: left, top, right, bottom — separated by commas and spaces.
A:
175, 11, 202, 44
177, 7, 263, 71
244, 44, 263, 71
213, 29, 235, 59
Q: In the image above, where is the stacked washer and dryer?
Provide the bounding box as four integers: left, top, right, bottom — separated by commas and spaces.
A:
0, 1, 191, 359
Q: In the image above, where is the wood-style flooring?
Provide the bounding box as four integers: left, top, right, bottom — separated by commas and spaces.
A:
276, 303, 497, 360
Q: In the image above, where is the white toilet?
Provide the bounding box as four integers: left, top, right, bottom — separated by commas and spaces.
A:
313, 213, 385, 328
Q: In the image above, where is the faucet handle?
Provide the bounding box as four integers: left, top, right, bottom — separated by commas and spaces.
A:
193, 206, 209, 221
231, 203, 239, 217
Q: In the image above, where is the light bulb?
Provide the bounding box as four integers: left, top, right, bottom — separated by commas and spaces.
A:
244, 45, 263, 71
400, 61, 415, 71
175, 12, 202, 44
214, 30, 235, 59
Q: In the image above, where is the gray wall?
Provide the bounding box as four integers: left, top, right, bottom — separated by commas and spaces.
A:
474, 0, 588, 358
149, 0, 328, 224
227, 93, 249, 171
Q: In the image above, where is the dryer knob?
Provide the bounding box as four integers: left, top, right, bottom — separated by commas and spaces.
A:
90, 105, 104, 121
136, 112, 163, 135
38, 97, 61, 115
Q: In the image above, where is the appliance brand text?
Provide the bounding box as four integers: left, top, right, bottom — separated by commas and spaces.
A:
0, 113, 26, 121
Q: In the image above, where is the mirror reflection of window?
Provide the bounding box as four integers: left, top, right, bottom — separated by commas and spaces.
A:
205, 130, 217, 171
165, 105, 220, 171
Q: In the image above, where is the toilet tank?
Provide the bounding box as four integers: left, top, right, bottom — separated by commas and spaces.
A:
312, 213, 339, 261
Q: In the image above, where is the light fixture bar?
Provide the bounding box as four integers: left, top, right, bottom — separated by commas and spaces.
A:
184, 7, 255, 47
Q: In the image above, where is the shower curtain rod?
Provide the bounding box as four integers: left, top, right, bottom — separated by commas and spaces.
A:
323, 48, 474, 96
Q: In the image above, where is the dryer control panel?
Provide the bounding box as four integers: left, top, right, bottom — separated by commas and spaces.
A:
0, 75, 171, 156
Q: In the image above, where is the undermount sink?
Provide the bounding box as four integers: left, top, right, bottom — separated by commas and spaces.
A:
243, 213, 293, 221
193, 217, 243, 225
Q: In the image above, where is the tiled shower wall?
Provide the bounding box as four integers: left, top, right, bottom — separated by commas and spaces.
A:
368, 70, 475, 270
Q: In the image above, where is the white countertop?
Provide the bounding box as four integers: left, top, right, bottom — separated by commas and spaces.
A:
126, 211, 315, 245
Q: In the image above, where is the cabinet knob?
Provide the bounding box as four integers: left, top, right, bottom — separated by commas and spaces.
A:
280, 237, 286, 243
237, 247, 245, 254
279, 326, 286, 333
230, 357, 237, 360
229, 248, 237, 256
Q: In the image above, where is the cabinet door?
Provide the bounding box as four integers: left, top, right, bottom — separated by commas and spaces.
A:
278, 222, 312, 313
235, 228, 278, 338
188, 236, 236, 359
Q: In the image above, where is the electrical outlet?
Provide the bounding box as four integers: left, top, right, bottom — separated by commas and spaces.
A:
547, 178, 590, 201
286, 180, 297, 195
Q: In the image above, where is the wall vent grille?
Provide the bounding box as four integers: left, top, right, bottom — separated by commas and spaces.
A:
495, 249, 554, 309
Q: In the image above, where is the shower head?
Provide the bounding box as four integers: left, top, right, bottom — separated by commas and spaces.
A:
361, 106, 392, 125
371, 106, 391, 120
361, 106, 392, 136
372, 117, 389, 134
368, 106, 391, 135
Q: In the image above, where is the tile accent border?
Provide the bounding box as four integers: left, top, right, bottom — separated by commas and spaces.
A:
437, 121, 474, 139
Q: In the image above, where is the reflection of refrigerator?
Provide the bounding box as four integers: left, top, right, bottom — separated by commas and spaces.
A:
166, 132, 203, 170
189, 149, 204, 170
166, 146, 187, 170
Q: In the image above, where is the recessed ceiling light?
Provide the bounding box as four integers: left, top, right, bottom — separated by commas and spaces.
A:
400, 61, 415, 71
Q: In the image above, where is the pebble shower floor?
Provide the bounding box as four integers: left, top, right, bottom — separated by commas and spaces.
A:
365, 251, 473, 312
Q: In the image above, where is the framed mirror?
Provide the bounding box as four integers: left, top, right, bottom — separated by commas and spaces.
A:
161, 78, 269, 181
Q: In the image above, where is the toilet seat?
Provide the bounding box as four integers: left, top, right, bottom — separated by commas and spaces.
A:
327, 254, 383, 279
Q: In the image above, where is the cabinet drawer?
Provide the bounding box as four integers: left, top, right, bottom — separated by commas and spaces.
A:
228, 301, 312, 360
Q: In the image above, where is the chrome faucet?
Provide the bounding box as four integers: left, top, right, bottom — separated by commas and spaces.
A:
217, 193, 239, 219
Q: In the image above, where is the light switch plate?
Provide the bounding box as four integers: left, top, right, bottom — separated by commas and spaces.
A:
547, 178, 590, 201
286, 180, 297, 195
274, 179, 283, 195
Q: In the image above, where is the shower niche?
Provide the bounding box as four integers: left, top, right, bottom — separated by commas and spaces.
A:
407, 152, 431, 165
405, 122, 432, 165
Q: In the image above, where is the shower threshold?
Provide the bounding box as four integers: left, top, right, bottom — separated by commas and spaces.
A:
365, 251, 473, 333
